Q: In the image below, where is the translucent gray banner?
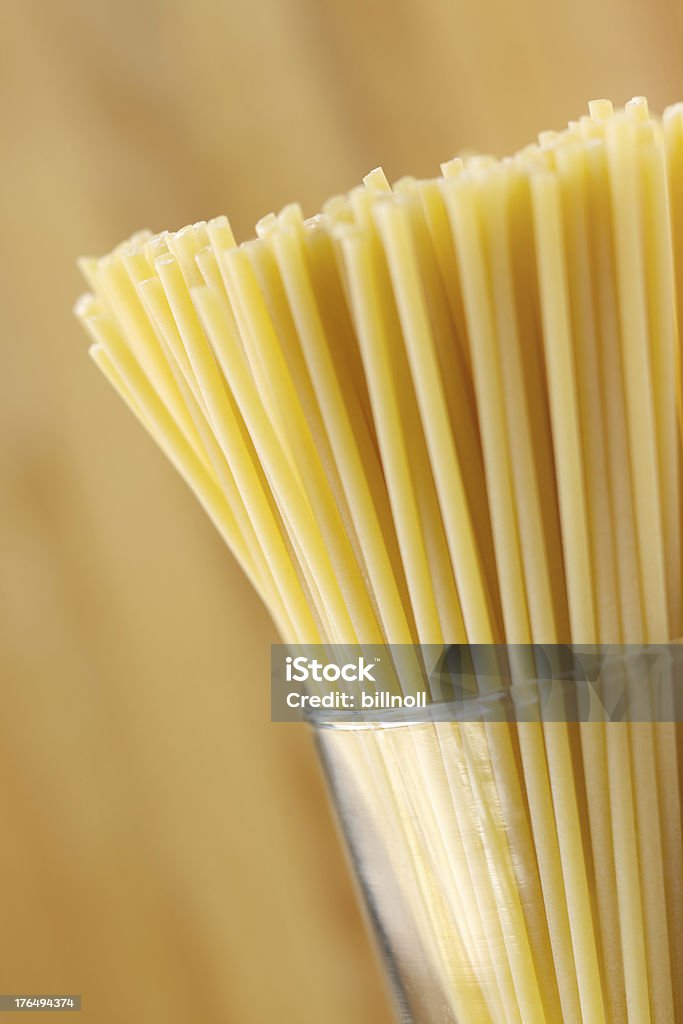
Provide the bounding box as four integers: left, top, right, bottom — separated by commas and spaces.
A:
271, 644, 683, 723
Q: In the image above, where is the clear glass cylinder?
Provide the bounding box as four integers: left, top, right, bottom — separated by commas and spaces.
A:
311, 670, 683, 1024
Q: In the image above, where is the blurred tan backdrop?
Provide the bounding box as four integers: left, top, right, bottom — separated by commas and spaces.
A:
1, 0, 683, 1021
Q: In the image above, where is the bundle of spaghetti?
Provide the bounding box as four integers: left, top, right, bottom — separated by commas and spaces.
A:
76, 97, 683, 1023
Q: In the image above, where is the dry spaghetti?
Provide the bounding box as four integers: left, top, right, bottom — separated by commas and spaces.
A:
76, 97, 683, 1023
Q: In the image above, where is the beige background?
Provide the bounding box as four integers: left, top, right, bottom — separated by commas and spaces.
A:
1, 1, 682, 1020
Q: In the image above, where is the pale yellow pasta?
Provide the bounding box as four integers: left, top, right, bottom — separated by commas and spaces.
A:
76, 97, 683, 1024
